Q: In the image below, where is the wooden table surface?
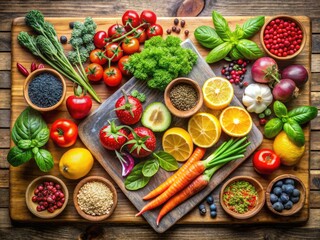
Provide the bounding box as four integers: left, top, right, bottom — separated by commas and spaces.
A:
0, 0, 319, 239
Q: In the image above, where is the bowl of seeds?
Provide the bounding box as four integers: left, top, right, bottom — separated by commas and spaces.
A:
164, 77, 203, 118
73, 176, 118, 221
23, 68, 66, 112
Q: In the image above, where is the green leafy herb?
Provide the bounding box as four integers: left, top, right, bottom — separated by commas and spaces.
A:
288, 106, 318, 124
154, 151, 179, 171
194, 26, 224, 49
236, 39, 264, 60
142, 159, 159, 177
233, 25, 244, 39
264, 118, 283, 139
33, 148, 55, 172
7, 146, 33, 167
229, 47, 245, 60
125, 162, 151, 191
18, 140, 33, 149
206, 42, 233, 63
212, 11, 232, 41
241, 16, 265, 39
283, 119, 305, 147
273, 100, 288, 118
35, 128, 50, 147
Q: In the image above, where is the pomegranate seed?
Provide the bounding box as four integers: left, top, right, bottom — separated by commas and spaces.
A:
32, 196, 37, 202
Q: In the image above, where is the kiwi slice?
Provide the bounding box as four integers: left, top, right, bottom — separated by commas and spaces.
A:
141, 102, 172, 132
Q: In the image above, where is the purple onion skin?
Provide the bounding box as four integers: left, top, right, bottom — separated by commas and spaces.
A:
251, 57, 278, 83
120, 152, 135, 177
281, 64, 308, 87
272, 79, 298, 102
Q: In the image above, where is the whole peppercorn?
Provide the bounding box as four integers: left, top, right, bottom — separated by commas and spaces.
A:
174, 18, 179, 25
166, 29, 172, 35
181, 20, 186, 28
172, 26, 177, 32
184, 30, 189, 36
69, 22, 75, 29
176, 27, 181, 34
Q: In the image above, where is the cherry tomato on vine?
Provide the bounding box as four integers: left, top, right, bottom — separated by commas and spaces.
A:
122, 38, 140, 55
252, 149, 280, 175
103, 66, 122, 87
140, 10, 157, 28
93, 31, 108, 49
105, 43, 123, 62
118, 55, 131, 76
89, 49, 107, 65
50, 119, 78, 147
122, 10, 141, 31
85, 63, 103, 82
108, 23, 127, 39
133, 27, 147, 43
146, 24, 163, 39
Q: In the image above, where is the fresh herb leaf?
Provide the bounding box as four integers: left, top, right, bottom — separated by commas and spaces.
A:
7, 146, 33, 167
241, 16, 265, 39
236, 39, 264, 60
35, 128, 50, 147
18, 139, 32, 150
33, 148, 54, 172
229, 46, 245, 60
206, 42, 233, 63
273, 100, 288, 118
288, 106, 318, 124
153, 151, 179, 171
194, 25, 224, 49
212, 11, 232, 41
125, 162, 151, 190
264, 118, 283, 138
142, 159, 160, 177
283, 119, 305, 147
233, 25, 244, 39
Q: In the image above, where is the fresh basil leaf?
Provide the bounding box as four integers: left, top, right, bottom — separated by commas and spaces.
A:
264, 118, 283, 138
18, 139, 32, 149
33, 148, 54, 172
273, 100, 288, 118
153, 151, 179, 171
212, 11, 232, 41
7, 146, 33, 167
194, 26, 224, 49
35, 128, 50, 147
206, 42, 233, 63
125, 162, 151, 191
283, 120, 305, 147
233, 24, 244, 39
241, 16, 265, 39
229, 46, 245, 60
288, 106, 318, 124
236, 39, 264, 60
142, 159, 159, 177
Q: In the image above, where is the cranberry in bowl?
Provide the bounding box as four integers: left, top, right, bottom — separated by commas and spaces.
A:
260, 16, 306, 60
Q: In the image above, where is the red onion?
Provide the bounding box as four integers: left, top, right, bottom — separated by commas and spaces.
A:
281, 64, 308, 87
251, 57, 279, 83
272, 79, 299, 102
115, 151, 135, 177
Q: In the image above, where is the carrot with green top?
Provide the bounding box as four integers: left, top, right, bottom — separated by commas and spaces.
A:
143, 147, 206, 200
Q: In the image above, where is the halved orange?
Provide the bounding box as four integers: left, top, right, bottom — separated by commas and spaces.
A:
219, 106, 253, 137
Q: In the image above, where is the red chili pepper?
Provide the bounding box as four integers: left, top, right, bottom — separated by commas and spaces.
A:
37, 64, 45, 69
17, 62, 29, 77
31, 62, 37, 72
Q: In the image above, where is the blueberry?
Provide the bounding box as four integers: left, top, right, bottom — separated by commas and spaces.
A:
280, 193, 290, 204
60, 36, 68, 44
210, 204, 217, 211
198, 204, 205, 210
273, 186, 282, 196
210, 211, 217, 218
292, 188, 300, 197
284, 200, 293, 210
274, 180, 283, 188
291, 196, 300, 203
69, 22, 75, 29
200, 208, 206, 215
272, 202, 284, 212
270, 193, 278, 204
283, 184, 294, 195
230, 63, 234, 67
206, 196, 214, 205
285, 179, 295, 186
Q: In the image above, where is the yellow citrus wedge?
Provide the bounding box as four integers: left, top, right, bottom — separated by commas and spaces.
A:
188, 112, 221, 148
162, 127, 194, 162
219, 106, 253, 137
202, 77, 234, 110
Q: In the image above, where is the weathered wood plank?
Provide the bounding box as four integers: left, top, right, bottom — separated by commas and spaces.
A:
0, 53, 10, 71
311, 116, 320, 130
311, 92, 320, 108
310, 151, 320, 170
0, 189, 9, 208
311, 54, 320, 72
0, 32, 10, 52
312, 35, 320, 53
0, 71, 11, 88
310, 132, 320, 150
0, 170, 9, 188
312, 18, 320, 33
0, 208, 11, 228
310, 170, 320, 190
310, 191, 320, 208
0, 149, 10, 169
0, 90, 10, 108
0, 129, 10, 148
311, 73, 320, 92
0, 110, 10, 128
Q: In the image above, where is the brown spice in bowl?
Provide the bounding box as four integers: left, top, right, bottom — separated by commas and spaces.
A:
169, 83, 198, 111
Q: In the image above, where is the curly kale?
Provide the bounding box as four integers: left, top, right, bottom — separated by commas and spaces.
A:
127, 36, 197, 91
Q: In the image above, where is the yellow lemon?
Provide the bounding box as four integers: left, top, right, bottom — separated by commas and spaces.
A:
203, 77, 234, 110
273, 131, 305, 166
162, 127, 193, 162
188, 112, 221, 148
59, 148, 94, 179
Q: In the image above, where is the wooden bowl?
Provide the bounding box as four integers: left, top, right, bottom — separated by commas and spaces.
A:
73, 176, 118, 221
260, 15, 306, 60
25, 175, 69, 219
23, 68, 66, 112
164, 77, 203, 118
265, 174, 306, 216
220, 176, 265, 219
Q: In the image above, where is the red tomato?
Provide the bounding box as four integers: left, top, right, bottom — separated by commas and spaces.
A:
146, 24, 163, 39
108, 23, 127, 39
89, 49, 107, 65
105, 43, 123, 62
66, 91, 92, 120
93, 31, 108, 49
122, 38, 140, 55
126, 127, 156, 158
133, 27, 147, 43
99, 121, 128, 151
140, 10, 157, 28
50, 119, 78, 147
115, 93, 142, 125
103, 66, 122, 87
252, 149, 280, 175
118, 55, 131, 76
85, 63, 103, 81
122, 10, 141, 31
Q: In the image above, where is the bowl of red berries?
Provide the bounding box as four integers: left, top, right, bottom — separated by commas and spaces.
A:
260, 16, 306, 60
25, 175, 69, 218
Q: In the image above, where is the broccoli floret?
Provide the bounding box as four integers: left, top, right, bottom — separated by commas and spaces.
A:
68, 50, 79, 65
71, 29, 82, 38
86, 42, 96, 52
73, 22, 85, 32
83, 33, 93, 44
69, 37, 83, 48
131, 89, 146, 103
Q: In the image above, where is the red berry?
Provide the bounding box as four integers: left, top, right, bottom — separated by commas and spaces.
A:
259, 118, 267, 125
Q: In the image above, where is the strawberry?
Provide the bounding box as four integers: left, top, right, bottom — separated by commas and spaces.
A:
125, 127, 156, 158
99, 121, 128, 151
115, 90, 143, 125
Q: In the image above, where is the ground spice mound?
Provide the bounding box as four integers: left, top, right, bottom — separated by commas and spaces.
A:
169, 83, 198, 111
77, 181, 113, 216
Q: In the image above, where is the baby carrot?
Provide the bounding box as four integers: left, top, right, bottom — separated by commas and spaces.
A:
143, 147, 206, 200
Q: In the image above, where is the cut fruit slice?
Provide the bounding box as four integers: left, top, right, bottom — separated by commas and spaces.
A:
188, 112, 221, 148
202, 77, 234, 110
141, 102, 171, 132
162, 127, 193, 162
219, 106, 253, 137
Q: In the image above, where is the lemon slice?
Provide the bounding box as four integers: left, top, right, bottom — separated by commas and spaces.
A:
219, 106, 253, 137
202, 77, 234, 110
188, 112, 221, 148
162, 127, 193, 162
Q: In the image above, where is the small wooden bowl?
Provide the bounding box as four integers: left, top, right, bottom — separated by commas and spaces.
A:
266, 174, 306, 216
73, 176, 118, 221
260, 15, 306, 60
164, 77, 203, 118
25, 175, 69, 219
23, 68, 66, 112
220, 176, 265, 219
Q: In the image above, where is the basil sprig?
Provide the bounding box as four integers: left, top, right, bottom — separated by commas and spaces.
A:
264, 101, 318, 146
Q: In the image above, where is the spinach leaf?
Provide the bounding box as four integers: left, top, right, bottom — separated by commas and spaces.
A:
154, 151, 179, 171
236, 39, 264, 60
35, 128, 50, 147
7, 146, 33, 167
206, 42, 233, 63
142, 159, 159, 177
264, 118, 283, 138
229, 46, 245, 60
33, 148, 54, 172
125, 162, 151, 190
241, 16, 265, 39
288, 106, 318, 124
273, 100, 288, 118
212, 11, 232, 41
283, 119, 305, 147
194, 26, 224, 49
